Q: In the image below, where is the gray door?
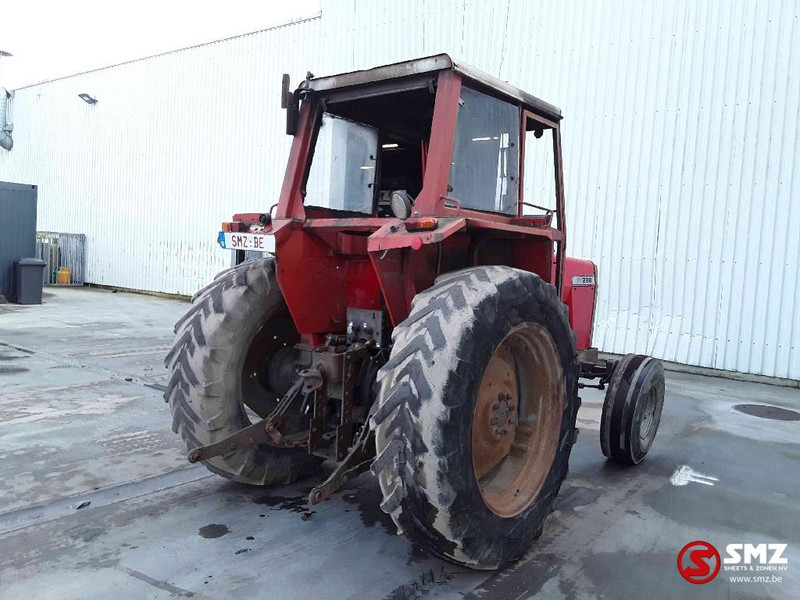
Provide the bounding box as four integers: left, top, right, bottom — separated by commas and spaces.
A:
0, 182, 38, 301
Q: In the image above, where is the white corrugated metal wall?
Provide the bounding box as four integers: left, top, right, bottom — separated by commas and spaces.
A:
0, 16, 321, 295
0, 2, 798, 380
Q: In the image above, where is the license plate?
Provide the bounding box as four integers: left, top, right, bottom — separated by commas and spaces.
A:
218, 231, 275, 252
571, 275, 595, 287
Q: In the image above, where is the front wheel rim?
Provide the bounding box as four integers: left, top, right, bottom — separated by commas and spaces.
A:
471, 323, 564, 518
638, 388, 658, 442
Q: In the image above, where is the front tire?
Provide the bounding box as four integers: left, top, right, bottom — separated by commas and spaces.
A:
600, 354, 665, 464
371, 266, 579, 569
164, 258, 322, 485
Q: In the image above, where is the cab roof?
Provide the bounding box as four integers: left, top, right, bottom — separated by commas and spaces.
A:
298, 54, 562, 122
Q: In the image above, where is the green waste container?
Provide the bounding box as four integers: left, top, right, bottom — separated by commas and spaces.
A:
15, 258, 46, 304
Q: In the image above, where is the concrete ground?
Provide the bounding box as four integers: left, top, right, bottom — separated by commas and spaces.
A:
0, 287, 798, 600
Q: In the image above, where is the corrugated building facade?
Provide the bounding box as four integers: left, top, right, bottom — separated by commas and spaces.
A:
1, 1, 798, 380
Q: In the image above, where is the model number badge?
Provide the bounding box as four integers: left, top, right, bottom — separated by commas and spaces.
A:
572, 275, 595, 287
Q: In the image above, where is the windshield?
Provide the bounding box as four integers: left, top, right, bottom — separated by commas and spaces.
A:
305, 112, 379, 214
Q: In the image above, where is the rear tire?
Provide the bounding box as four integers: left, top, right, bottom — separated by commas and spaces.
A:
164, 258, 322, 485
371, 266, 579, 569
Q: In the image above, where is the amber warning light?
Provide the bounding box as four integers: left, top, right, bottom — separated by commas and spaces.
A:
221, 221, 245, 233
405, 218, 438, 232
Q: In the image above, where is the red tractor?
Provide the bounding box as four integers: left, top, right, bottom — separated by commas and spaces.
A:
165, 55, 665, 570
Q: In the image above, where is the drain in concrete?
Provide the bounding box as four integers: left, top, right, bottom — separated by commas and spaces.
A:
733, 404, 800, 422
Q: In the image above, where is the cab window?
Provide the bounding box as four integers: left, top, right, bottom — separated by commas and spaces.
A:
449, 87, 519, 214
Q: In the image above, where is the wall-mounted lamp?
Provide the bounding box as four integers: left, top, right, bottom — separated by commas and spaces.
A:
0, 51, 14, 151
78, 93, 97, 105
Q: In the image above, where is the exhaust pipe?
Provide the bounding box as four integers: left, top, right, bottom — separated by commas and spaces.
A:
0, 88, 13, 151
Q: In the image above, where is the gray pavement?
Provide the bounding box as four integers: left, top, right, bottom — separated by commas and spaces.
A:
0, 287, 798, 599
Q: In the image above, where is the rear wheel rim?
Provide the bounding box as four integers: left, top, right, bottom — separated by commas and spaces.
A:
471, 323, 563, 518
241, 311, 299, 420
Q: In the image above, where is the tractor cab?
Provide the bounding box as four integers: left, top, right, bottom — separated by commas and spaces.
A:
295, 55, 561, 229
289, 54, 563, 225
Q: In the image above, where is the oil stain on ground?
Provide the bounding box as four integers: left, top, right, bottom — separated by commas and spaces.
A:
252, 490, 316, 520
341, 482, 396, 534
199, 524, 229, 538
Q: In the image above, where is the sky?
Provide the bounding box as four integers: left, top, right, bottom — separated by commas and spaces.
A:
0, 0, 320, 89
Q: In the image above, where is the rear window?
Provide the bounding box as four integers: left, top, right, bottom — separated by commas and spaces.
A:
305, 113, 379, 214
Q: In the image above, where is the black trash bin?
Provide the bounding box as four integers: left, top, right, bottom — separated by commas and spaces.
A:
15, 258, 47, 304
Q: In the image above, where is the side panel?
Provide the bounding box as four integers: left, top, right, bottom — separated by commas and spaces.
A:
560, 257, 597, 350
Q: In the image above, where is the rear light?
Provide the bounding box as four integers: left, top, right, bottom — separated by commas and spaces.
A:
221, 221, 244, 232
405, 217, 438, 232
